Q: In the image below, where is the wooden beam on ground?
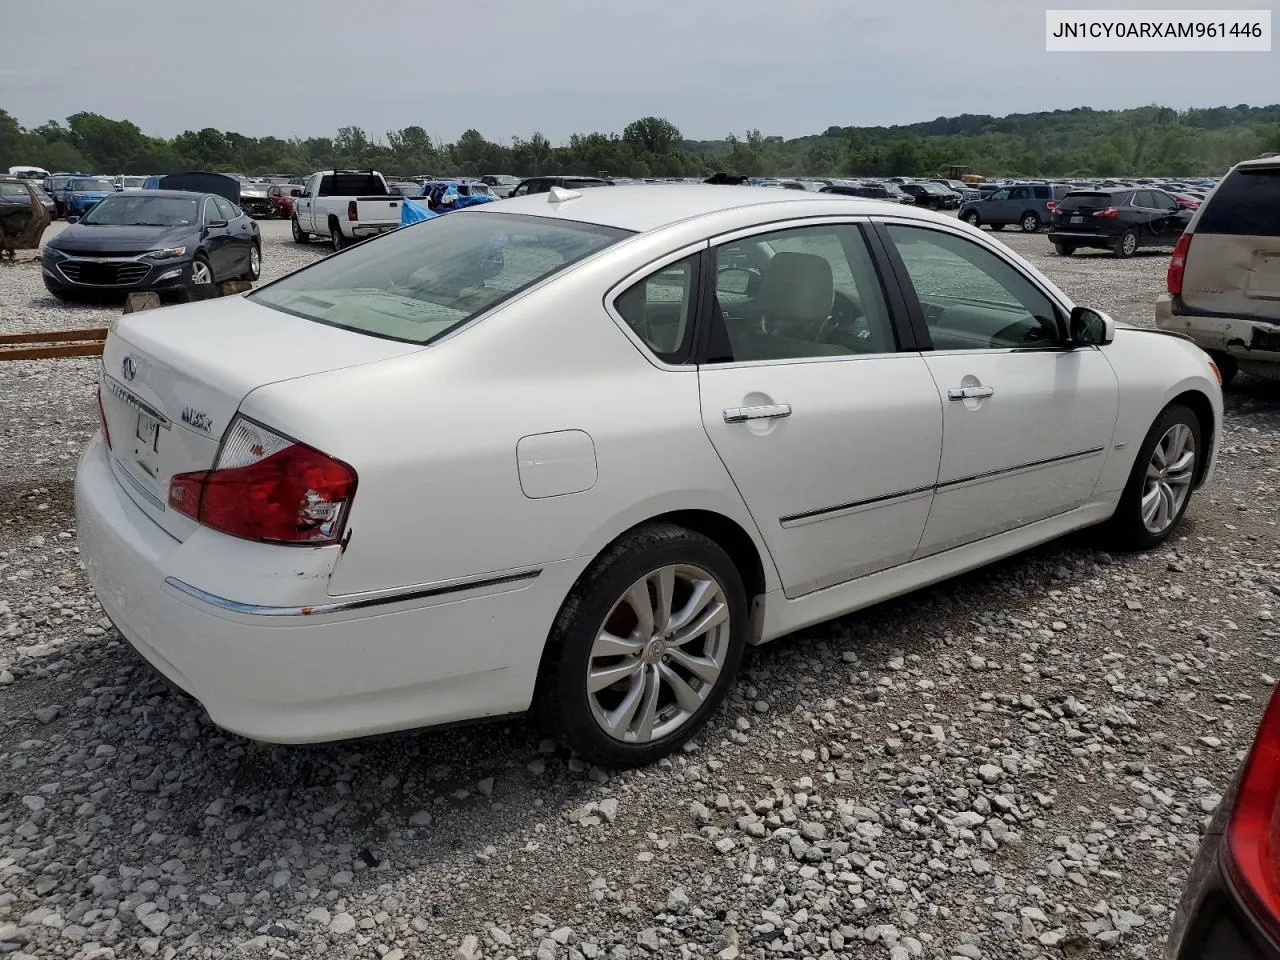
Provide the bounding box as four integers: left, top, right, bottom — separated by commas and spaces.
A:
0, 343, 106, 361
0, 327, 108, 345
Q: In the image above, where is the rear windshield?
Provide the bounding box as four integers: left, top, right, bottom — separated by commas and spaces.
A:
249, 211, 631, 345
70, 178, 113, 191
318, 173, 389, 196
1196, 167, 1280, 237
1057, 192, 1114, 208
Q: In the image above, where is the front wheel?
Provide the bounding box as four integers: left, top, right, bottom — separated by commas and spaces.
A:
189, 255, 213, 286
535, 523, 749, 767
1020, 212, 1041, 232
291, 217, 309, 244
963, 211, 981, 227
243, 242, 261, 281
1107, 403, 1202, 550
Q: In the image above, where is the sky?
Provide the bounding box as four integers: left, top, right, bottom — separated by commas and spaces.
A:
1, 0, 1276, 145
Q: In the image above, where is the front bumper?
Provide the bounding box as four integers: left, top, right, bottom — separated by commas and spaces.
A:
1156, 296, 1280, 377
75, 434, 582, 743
43, 254, 198, 292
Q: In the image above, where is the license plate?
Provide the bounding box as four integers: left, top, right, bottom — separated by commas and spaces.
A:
1070, 215, 1082, 224
136, 410, 160, 453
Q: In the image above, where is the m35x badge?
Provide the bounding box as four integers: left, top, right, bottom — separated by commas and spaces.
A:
181, 407, 212, 433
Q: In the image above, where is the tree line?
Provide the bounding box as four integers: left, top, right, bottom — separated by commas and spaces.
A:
3, 104, 1278, 181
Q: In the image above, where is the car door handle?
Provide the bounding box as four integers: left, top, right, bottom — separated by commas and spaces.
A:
947, 386, 995, 400
723, 404, 791, 423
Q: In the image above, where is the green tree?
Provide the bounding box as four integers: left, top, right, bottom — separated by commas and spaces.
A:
623, 117, 681, 155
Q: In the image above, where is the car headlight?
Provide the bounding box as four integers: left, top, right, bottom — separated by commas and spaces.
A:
43, 247, 67, 262
147, 246, 187, 260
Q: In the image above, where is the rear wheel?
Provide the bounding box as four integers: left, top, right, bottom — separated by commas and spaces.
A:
330, 221, 346, 252
1114, 230, 1139, 258
1020, 212, 1041, 232
1107, 403, 1202, 550
535, 523, 749, 767
1209, 351, 1239, 386
1053, 242, 1076, 256
989, 223, 1004, 231
291, 217, 309, 244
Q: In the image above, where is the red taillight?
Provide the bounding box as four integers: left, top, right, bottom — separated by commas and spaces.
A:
168, 417, 356, 545
1223, 685, 1280, 944
97, 385, 111, 450
347, 200, 358, 222
1167, 233, 1192, 296
1092, 208, 1119, 218
1046, 201, 1056, 212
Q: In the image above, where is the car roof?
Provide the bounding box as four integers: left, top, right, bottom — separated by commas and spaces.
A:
99, 189, 216, 200
490, 184, 940, 233
1234, 155, 1280, 171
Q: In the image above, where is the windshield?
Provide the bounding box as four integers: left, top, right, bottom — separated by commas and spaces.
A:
81, 194, 200, 226
250, 211, 630, 345
121, 177, 147, 188
71, 178, 114, 192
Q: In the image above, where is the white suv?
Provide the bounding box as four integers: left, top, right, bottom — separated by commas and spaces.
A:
1156, 155, 1280, 384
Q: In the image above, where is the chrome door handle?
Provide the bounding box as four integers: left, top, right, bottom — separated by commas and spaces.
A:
723, 404, 792, 423
947, 386, 994, 401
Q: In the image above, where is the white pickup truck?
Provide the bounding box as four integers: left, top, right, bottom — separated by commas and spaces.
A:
291, 170, 403, 251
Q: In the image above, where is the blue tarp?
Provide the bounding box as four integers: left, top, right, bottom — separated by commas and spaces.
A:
400, 199, 438, 227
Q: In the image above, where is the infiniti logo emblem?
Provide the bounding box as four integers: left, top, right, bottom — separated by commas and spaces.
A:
121, 356, 137, 381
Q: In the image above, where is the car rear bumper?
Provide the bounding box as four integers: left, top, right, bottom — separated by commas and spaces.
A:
1047, 229, 1114, 247
1156, 296, 1280, 373
1164, 831, 1280, 959
350, 223, 398, 238
75, 433, 583, 743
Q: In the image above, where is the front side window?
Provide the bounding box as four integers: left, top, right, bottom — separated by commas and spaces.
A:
614, 255, 697, 361
710, 223, 895, 362
214, 197, 237, 220
250, 211, 630, 345
988, 189, 1009, 201
885, 224, 1061, 351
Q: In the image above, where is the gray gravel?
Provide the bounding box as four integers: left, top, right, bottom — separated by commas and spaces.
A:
1, 220, 1278, 960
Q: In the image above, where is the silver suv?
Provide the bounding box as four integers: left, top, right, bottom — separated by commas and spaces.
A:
1155, 156, 1280, 384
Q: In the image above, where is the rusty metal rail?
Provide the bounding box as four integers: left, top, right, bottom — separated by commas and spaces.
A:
0, 327, 108, 361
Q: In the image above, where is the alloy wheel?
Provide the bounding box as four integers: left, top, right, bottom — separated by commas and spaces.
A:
1123, 233, 1137, 255
1141, 422, 1195, 534
587, 564, 731, 743
190, 260, 212, 285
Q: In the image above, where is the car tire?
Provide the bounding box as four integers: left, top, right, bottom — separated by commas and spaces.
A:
535, 522, 749, 768
243, 242, 261, 281
330, 221, 347, 253
291, 217, 309, 244
989, 223, 1004, 231
963, 211, 981, 227
1106, 403, 1203, 550
1020, 212, 1041, 232
1208, 351, 1239, 387
190, 254, 214, 286
1114, 230, 1139, 258
1053, 242, 1076, 256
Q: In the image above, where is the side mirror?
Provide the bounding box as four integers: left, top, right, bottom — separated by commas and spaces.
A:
716, 266, 756, 297
66, 216, 79, 224
1069, 306, 1116, 346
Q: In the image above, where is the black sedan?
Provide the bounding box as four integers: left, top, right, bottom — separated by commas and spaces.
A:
1164, 684, 1280, 959
42, 190, 261, 300
1047, 188, 1192, 258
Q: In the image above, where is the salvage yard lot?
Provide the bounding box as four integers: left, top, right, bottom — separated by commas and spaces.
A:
1, 220, 1278, 960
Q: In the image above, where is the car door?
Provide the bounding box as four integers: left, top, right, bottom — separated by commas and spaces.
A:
876, 221, 1119, 557
1005, 186, 1032, 224
983, 188, 1011, 224
296, 173, 320, 231
200, 197, 233, 279
693, 219, 943, 598
1148, 190, 1191, 244
217, 197, 252, 274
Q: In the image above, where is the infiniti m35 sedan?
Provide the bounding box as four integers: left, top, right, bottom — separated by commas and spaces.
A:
76, 186, 1222, 766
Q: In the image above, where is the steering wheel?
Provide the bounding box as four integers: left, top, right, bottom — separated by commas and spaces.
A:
815, 291, 872, 348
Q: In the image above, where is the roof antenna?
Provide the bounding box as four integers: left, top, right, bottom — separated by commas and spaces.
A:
547, 185, 581, 203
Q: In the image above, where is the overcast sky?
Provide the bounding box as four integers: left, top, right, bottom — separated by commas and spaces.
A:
2, 0, 1275, 144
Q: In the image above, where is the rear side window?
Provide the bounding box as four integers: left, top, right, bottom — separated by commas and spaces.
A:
1196, 168, 1280, 237
1033, 186, 1051, 199
250, 211, 630, 345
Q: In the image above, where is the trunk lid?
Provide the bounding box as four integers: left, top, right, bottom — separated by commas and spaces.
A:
1052, 192, 1115, 234
1181, 164, 1280, 323
99, 295, 422, 540
353, 196, 402, 225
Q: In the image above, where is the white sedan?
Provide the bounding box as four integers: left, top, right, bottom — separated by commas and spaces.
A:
76, 185, 1223, 766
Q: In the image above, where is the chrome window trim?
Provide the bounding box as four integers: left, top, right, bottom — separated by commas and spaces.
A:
602, 239, 709, 372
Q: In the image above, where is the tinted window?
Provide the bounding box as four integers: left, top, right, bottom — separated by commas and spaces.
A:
614, 255, 697, 361
885, 225, 1061, 351
1033, 186, 1051, 199
1196, 168, 1280, 236
250, 212, 629, 345
0, 183, 28, 198
1150, 191, 1177, 209
81, 195, 200, 226
710, 224, 895, 361
318, 174, 388, 196
214, 197, 236, 220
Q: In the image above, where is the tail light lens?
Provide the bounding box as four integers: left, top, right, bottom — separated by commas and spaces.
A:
168, 417, 356, 545
97, 384, 111, 450
1167, 233, 1192, 295
1223, 685, 1280, 945
347, 200, 358, 222
1092, 208, 1119, 218
1046, 201, 1056, 212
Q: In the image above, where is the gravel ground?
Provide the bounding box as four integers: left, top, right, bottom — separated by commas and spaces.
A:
1, 220, 1278, 960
